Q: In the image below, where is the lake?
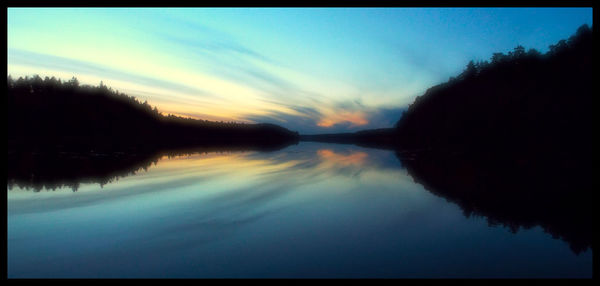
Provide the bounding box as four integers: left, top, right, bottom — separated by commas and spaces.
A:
7, 142, 592, 278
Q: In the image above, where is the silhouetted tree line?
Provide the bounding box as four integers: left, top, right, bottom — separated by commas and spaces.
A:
395, 24, 593, 160
7, 75, 299, 154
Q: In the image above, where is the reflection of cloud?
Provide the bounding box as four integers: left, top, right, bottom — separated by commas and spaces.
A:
145, 145, 398, 245
7, 175, 210, 216
8, 143, 409, 266
317, 149, 368, 166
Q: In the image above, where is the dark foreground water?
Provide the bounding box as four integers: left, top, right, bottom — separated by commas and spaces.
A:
7, 142, 592, 278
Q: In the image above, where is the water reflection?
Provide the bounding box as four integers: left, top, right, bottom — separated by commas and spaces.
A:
317, 149, 368, 166
395, 150, 593, 255
7, 143, 592, 278
7, 144, 296, 192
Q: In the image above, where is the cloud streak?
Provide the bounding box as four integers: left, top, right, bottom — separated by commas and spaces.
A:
246, 100, 406, 134
8, 48, 215, 98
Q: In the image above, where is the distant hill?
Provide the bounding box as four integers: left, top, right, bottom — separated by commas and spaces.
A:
300, 128, 398, 149
7, 76, 299, 153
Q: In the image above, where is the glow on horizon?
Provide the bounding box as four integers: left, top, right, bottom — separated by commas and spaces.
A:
317, 110, 369, 128
7, 8, 593, 133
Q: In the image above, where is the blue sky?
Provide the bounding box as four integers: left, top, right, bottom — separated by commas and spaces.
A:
7, 8, 593, 134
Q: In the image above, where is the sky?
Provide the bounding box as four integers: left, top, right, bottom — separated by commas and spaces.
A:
7, 8, 593, 134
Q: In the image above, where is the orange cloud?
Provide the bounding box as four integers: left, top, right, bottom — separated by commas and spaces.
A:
317, 110, 369, 127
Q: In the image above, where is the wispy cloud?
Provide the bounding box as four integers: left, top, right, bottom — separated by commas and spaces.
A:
161, 33, 275, 65
8, 48, 215, 98
246, 99, 405, 134
155, 25, 307, 100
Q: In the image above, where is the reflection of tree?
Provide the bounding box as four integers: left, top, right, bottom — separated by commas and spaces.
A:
396, 150, 592, 255
7, 145, 294, 192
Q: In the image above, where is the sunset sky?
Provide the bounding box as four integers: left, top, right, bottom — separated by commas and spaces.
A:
7, 8, 593, 134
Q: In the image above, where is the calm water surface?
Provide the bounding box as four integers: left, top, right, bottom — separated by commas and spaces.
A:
7, 142, 592, 278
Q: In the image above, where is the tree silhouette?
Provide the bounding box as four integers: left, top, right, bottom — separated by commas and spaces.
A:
395, 24, 593, 157
7, 75, 300, 155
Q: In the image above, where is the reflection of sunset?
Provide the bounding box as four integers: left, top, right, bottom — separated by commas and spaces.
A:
317, 149, 368, 166
132, 149, 374, 196
8, 146, 408, 199
154, 152, 301, 177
